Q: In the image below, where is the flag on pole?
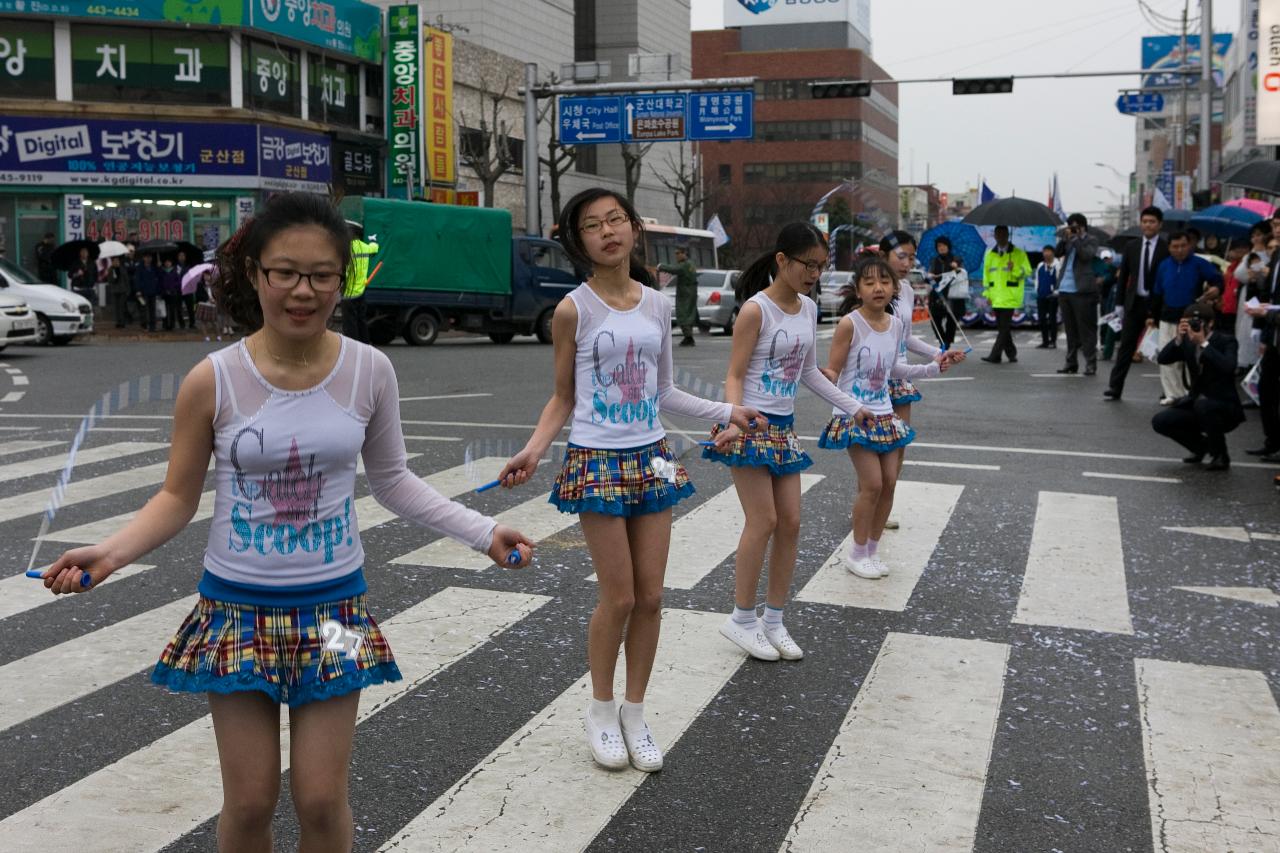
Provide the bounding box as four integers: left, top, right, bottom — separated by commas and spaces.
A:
1050, 173, 1066, 220
979, 181, 998, 204
706, 214, 730, 248
1152, 185, 1172, 211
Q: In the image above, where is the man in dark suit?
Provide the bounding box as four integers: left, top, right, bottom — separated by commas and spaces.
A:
1244, 245, 1280, 461
1105, 206, 1169, 400
1151, 302, 1244, 470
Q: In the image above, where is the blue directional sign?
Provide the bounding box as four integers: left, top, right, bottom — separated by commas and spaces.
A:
623, 93, 688, 142
1116, 92, 1165, 115
688, 90, 754, 140
558, 96, 623, 144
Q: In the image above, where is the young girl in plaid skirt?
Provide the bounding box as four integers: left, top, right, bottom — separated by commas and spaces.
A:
497, 188, 760, 772
703, 222, 872, 662
38, 192, 532, 850
820, 255, 961, 580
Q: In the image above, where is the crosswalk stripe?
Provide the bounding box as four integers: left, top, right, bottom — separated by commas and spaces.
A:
43, 453, 454, 545
0, 440, 60, 459
795, 481, 964, 611
1013, 491, 1133, 635
0, 442, 166, 486
0, 596, 199, 733
662, 474, 824, 589
0, 586, 549, 851
781, 632, 1009, 852
378, 607, 746, 852
0, 564, 156, 622
0, 461, 177, 525
1136, 658, 1280, 852
391, 491, 570, 571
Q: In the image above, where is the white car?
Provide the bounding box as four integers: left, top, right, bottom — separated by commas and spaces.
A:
815, 271, 852, 321
660, 268, 741, 333
0, 293, 38, 352
0, 256, 94, 345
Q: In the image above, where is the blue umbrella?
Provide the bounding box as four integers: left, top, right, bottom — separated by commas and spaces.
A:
917, 221, 987, 275
1189, 203, 1261, 240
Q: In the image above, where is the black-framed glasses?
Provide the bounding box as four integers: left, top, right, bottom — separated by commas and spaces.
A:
255, 262, 343, 293
787, 256, 824, 274
579, 211, 629, 234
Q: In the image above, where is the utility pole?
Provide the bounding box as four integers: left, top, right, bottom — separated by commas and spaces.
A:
1199, 0, 1213, 192
1179, 1, 1189, 175
523, 63, 540, 236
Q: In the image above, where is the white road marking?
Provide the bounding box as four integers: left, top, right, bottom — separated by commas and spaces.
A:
918, 375, 975, 382
1161, 526, 1254, 543
10, 375, 28, 386
0, 587, 550, 852
1082, 471, 1181, 484
904, 460, 1000, 471
1030, 373, 1086, 378
1136, 658, 1280, 852
398, 393, 494, 402
0, 461, 178, 524
781, 632, 1009, 852
0, 441, 166, 486
1014, 492, 1133, 635
0, 391, 24, 403
1173, 586, 1280, 607
402, 435, 463, 442
796, 481, 964, 611
0, 440, 60, 458
379, 608, 746, 852
0, 564, 157, 621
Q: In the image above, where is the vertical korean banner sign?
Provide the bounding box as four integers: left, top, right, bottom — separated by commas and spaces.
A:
385, 4, 422, 193
1258, 0, 1280, 144
424, 27, 455, 185
63, 194, 85, 240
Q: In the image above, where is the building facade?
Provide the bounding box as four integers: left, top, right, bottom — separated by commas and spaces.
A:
0, 2, 386, 273
693, 22, 898, 263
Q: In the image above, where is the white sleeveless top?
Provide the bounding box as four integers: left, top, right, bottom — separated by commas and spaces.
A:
567, 283, 731, 449
834, 312, 940, 417
203, 337, 495, 600
892, 278, 942, 361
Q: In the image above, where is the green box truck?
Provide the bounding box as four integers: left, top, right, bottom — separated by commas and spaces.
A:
339, 198, 580, 345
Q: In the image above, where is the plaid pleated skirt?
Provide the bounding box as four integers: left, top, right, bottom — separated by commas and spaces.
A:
702, 412, 812, 476
151, 594, 401, 707
887, 378, 922, 406
549, 438, 693, 516
818, 412, 916, 454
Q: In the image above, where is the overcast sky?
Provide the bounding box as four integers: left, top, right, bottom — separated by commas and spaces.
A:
691, 0, 1241, 216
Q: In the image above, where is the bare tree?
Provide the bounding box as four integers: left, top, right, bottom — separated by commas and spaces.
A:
650, 146, 705, 227
537, 77, 577, 226
457, 74, 516, 208
619, 142, 653, 203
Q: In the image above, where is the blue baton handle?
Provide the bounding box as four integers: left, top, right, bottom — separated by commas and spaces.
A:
27, 569, 91, 588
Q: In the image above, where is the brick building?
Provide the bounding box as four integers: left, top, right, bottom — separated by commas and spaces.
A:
692, 24, 898, 263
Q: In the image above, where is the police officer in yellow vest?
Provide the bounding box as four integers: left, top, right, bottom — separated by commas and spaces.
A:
980, 224, 1032, 364
343, 224, 379, 343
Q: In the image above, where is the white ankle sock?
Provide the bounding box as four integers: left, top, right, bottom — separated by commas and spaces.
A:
868, 537, 880, 556
850, 540, 869, 560
588, 698, 618, 728
732, 605, 758, 625
619, 700, 645, 730
763, 605, 784, 627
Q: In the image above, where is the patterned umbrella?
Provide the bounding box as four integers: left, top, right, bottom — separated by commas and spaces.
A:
916, 221, 987, 275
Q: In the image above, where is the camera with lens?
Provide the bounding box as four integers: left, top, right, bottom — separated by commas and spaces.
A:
1188, 316, 1203, 333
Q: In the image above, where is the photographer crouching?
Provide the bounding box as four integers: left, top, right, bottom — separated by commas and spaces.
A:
1151, 302, 1244, 471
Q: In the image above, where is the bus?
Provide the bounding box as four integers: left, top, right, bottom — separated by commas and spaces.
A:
640, 219, 719, 270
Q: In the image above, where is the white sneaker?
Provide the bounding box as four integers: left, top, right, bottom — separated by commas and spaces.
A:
844, 555, 883, 579
719, 616, 781, 661
883, 519, 900, 530
619, 713, 664, 772
763, 623, 804, 660
585, 706, 629, 770
872, 556, 890, 576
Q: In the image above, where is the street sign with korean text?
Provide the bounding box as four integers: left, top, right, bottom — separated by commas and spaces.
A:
558, 96, 623, 144
622, 93, 686, 142
1116, 92, 1164, 115
688, 90, 754, 140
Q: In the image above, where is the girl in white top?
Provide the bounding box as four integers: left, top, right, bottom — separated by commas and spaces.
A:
37, 193, 532, 851
498, 188, 760, 773
821, 254, 958, 580
703, 222, 871, 663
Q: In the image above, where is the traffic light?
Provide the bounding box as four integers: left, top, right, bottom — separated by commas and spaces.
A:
952, 77, 1014, 95
811, 80, 872, 99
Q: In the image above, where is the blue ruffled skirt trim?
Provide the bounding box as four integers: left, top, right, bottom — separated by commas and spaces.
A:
549, 438, 694, 517
150, 661, 402, 707
887, 378, 922, 405
817, 413, 916, 454
549, 481, 695, 517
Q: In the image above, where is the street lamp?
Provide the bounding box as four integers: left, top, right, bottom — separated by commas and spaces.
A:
1095, 162, 1128, 181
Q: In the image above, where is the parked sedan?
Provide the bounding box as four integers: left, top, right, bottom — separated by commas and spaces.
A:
660, 268, 741, 333
0, 293, 38, 352
815, 271, 852, 321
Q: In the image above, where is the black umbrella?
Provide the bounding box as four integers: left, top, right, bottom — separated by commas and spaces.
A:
50, 239, 99, 270
1216, 159, 1280, 195
962, 197, 1063, 227
136, 239, 178, 256
175, 241, 204, 265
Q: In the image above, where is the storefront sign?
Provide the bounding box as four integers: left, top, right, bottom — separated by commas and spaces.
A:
62, 194, 85, 240
0, 0, 381, 63
259, 125, 332, 189
244, 38, 301, 117
1259, 0, 1280, 143
385, 5, 422, 191
236, 196, 256, 226
309, 55, 359, 128
424, 26, 455, 184
334, 141, 380, 193
0, 20, 55, 100
70, 26, 230, 105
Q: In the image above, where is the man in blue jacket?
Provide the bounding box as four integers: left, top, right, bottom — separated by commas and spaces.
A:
1151, 231, 1222, 404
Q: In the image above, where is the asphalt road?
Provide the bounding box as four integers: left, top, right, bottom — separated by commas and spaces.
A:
0, 324, 1276, 853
